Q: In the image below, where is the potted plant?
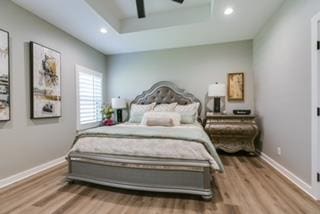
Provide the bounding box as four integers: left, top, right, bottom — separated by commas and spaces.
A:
101, 104, 114, 126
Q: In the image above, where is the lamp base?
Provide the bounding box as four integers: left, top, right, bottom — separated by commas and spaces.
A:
116, 109, 122, 123
214, 97, 221, 113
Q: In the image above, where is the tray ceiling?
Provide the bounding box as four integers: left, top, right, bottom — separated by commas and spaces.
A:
12, 0, 284, 55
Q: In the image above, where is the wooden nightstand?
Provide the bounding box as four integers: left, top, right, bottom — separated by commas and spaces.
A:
204, 113, 259, 154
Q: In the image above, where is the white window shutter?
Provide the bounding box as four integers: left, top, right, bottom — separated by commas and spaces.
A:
76, 65, 103, 130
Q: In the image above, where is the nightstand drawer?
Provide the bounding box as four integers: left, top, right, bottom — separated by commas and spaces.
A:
204, 114, 259, 153
205, 123, 258, 136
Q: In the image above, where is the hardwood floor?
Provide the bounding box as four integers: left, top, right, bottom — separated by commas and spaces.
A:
0, 154, 319, 214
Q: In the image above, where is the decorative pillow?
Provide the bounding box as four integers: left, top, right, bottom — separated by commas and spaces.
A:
175, 103, 200, 124
180, 112, 197, 124
141, 112, 181, 127
129, 103, 156, 123
153, 103, 177, 112
146, 118, 174, 127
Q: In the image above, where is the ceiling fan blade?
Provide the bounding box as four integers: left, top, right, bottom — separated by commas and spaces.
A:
172, 0, 184, 3
136, 0, 146, 18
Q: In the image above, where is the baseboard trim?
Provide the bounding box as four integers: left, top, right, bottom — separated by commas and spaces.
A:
0, 153, 317, 200
0, 156, 65, 189
259, 152, 316, 200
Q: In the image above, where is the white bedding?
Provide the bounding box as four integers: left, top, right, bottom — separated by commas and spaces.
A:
70, 122, 223, 171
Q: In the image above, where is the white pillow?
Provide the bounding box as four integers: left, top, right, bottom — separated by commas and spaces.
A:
141, 112, 181, 127
175, 103, 200, 124
153, 103, 177, 112
175, 102, 199, 113
129, 103, 156, 123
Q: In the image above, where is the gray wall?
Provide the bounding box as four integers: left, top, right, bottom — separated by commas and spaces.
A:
0, 0, 107, 179
105, 40, 254, 116
253, 0, 320, 184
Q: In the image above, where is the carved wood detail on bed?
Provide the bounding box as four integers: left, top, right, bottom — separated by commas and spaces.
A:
130, 81, 202, 116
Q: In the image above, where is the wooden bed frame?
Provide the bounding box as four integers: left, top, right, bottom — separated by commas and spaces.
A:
67, 81, 214, 200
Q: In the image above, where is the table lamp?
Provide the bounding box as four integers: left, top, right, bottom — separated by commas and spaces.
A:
111, 97, 126, 123
208, 83, 226, 113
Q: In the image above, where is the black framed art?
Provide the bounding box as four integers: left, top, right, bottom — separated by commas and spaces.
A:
30, 42, 61, 119
0, 29, 10, 121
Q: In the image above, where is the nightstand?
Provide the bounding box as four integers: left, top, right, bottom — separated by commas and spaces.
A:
204, 113, 259, 154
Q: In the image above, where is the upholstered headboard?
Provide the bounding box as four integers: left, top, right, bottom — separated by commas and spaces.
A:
130, 81, 202, 116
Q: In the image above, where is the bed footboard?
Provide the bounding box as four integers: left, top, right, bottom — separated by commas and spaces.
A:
67, 156, 214, 200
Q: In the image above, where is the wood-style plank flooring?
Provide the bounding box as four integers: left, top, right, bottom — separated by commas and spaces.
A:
1, 154, 319, 214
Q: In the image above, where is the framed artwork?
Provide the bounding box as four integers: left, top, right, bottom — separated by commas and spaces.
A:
30, 42, 61, 119
0, 29, 10, 121
228, 72, 244, 101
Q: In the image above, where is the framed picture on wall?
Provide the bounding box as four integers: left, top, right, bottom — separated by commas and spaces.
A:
228, 72, 244, 101
30, 42, 61, 119
0, 29, 10, 121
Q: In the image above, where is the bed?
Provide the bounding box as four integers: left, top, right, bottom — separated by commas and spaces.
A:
67, 81, 223, 200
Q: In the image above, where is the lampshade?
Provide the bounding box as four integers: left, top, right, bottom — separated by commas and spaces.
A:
208, 83, 226, 97
111, 97, 126, 109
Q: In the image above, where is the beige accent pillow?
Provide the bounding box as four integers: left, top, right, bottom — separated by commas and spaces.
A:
141, 112, 181, 127
146, 118, 174, 127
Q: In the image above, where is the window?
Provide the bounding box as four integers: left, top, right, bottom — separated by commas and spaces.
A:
76, 65, 103, 130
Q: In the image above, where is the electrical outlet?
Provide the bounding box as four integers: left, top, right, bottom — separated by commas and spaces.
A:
277, 147, 281, 156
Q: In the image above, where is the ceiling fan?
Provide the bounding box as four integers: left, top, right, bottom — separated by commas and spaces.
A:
136, 0, 185, 19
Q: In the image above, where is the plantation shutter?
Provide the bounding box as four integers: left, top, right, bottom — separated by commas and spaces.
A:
76, 65, 102, 130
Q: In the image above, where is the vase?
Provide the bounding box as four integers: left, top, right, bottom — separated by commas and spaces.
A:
103, 119, 114, 126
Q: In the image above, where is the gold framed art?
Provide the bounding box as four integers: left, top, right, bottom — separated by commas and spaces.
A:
228, 73, 244, 101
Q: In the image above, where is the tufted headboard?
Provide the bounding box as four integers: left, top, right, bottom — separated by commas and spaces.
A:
130, 81, 202, 116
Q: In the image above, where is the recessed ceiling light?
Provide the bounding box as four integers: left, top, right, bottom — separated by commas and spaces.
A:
224, 7, 234, 15
100, 28, 108, 34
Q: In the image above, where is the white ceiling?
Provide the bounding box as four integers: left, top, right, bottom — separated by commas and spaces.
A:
86, 0, 213, 33
12, 0, 284, 55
